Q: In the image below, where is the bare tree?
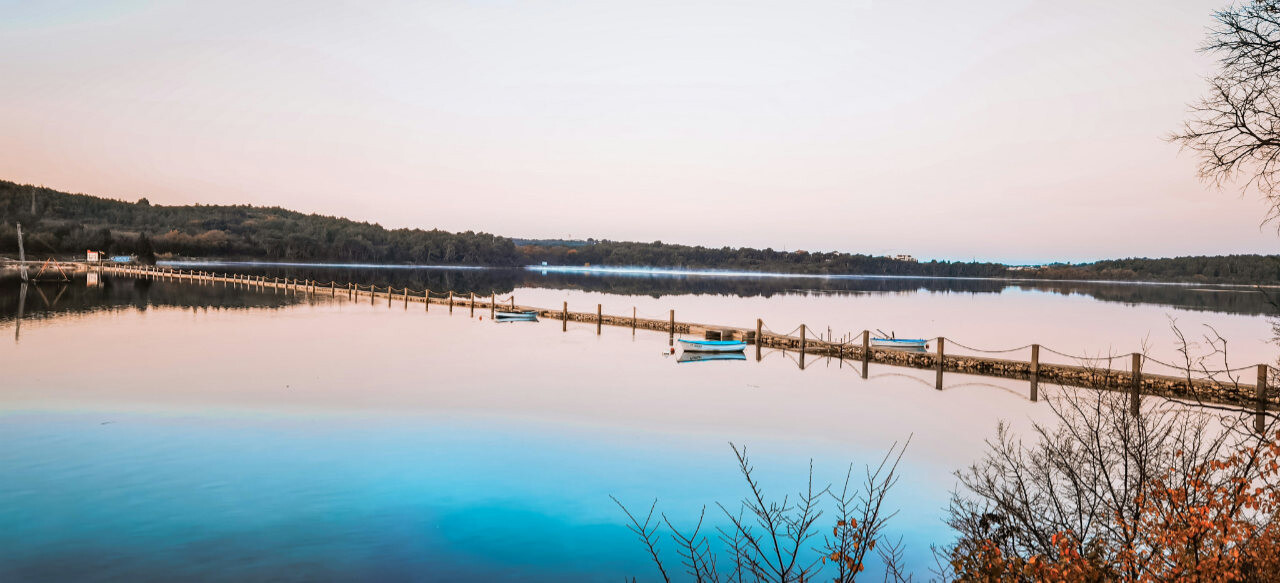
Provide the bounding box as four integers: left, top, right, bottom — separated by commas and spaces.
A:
615, 441, 912, 583
1173, 1, 1280, 221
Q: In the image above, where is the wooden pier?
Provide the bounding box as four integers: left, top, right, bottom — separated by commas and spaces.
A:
99, 264, 1276, 423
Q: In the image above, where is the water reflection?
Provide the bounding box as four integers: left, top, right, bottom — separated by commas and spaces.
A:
0, 275, 305, 329
153, 262, 1279, 316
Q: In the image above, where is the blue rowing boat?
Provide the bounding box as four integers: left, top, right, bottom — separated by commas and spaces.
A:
870, 337, 928, 350
495, 310, 538, 321
678, 339, 747, 353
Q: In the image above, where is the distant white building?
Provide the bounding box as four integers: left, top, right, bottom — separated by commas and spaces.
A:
890, 254, 917, 263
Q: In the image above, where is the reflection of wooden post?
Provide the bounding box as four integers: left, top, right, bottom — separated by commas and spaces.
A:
1257, 364, 1268, 435
1030, 344, 1040, 402
935, 337, 945, 391
563, 301, 568, 332
1130, 353, 1142, 415
755, 319, 763, 362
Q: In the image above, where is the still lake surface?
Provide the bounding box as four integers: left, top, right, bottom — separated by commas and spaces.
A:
2, 264, 1276, 581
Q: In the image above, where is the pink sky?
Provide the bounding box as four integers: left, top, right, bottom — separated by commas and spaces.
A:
1, 0, 1276, 263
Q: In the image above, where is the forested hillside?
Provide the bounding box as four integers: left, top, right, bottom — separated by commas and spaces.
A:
3, 180, 1280, 284
0, 181, 518, 265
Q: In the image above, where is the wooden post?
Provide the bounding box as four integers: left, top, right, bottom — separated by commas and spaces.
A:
469, 292, 475, 316
425, 289, 430, 311
448, 290, 454, 313
669, 309, 675, 338
1030, 344, 1040, 402
1130, 353, 1142, 415
348, 282, 353, 299
388, 286, 393, 308
404, 287, 409, 309
491, 292, 496, 318
510, 296, 515, 310
562, 301, 568, 332
935, 337, 945, 391
633, 307, 638, 331
332, 282, 336, 297
755, 319, 763, 362
1257, 364, 1268, 435
596, 303, 602, 335
370, 285, 375, 305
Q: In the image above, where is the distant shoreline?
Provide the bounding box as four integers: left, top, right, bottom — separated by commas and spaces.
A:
147, 258, 1279, 291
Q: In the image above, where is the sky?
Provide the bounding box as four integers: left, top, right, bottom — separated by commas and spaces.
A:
1, 0, 1276, 264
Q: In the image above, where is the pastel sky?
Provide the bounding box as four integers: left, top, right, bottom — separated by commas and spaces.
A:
2, 0, 1276, 263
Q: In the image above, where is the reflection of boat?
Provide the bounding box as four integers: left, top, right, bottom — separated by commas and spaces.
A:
678, 351, 747, 364
678, 339, 747, 353
871, 337, 928, 350
495, 310, 538, 321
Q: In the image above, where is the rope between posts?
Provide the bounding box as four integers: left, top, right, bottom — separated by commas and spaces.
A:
1039, 345, 1120, 362
943, 338, 1034, 354
1140, 355, 1259, 376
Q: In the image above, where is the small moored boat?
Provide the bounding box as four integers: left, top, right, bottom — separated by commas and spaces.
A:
495, 310, 538, 321
870, 337, 928, 350
678, 339, 748, 353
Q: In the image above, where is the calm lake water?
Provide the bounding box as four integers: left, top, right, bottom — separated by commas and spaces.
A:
1, 265, 1275, 581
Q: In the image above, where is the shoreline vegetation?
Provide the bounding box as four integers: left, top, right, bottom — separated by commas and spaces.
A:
3, 180, 1280, 285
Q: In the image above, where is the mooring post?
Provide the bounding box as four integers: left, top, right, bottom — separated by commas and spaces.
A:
370, 285, 375, 305
404, 287, 409, 309
669, 309, 675, 343
469, 292, 475, 317
563, 301, 568, 332
1257, 364, 1269, 435
491, 292, 496, 318
448, 290, 454, 313
425, 289, 430, 311
388, 286, 393, 308
1030, 344, 1040, 402
935, 337, 945, 391
1130, 353, 1142, 415
510, 296, 515, 310
596, 303, 602, 335
755, 319, 763, 362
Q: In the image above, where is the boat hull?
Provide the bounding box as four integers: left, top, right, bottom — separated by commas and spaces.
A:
678, 339, 747, 353
495, 310, 538, 321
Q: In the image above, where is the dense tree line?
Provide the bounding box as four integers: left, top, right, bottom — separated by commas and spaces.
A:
4, 180, 1280, 284
1023, 255, 1280, 285
516, 239, 1010, 278
0, 181, 518, 265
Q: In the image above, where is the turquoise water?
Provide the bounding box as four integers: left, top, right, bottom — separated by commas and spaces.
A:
2, 271, 1270, 580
